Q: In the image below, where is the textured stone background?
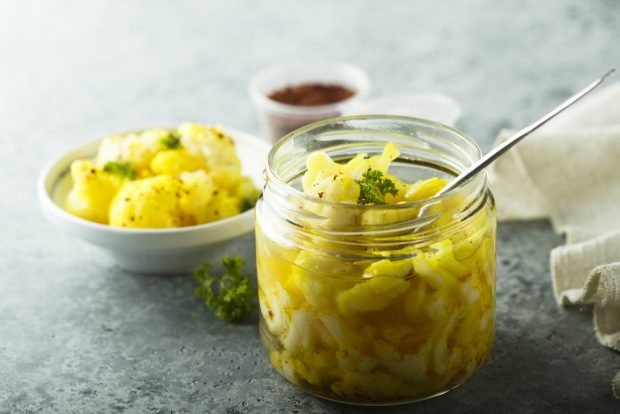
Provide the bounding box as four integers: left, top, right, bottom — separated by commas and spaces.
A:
1, 0, 619, 412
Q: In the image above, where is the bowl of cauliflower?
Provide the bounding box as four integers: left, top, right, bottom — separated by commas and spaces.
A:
38, 122, 270, 274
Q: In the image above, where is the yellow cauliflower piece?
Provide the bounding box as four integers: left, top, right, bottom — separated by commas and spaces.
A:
95, 128, 168, 171
281, 310, 325, 353
360, 206, 419, 226
337, 276, 409, 314
336, 259, 411, 314
412, 248, 459, 291
235, 176, 261, 209
365, 142, 400, 173
209, 167, 243, 193
292, 251, 357, 310
65, 159, 124, 224
334, 347, 378, 374
402, 177, 447, 202
362, 258, 413, 279
177, 170, 215, 225
108, 175, 186, 228
259, 283, 294, 337
176, 122, 245, 192
302, 143, 402, 205
302, 152, 341, 192
179, 122, 241, 167
427, 239, 470, 279
150, 148, 205, 176
372, 338, 430, 383
318, 315, 364, 349
199, 190, 241, 223
306, 173, 360, 204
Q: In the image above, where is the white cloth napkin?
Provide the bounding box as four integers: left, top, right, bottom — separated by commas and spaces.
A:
487, 81, 620, 398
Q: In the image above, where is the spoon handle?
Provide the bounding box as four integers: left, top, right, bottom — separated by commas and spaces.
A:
435, 69, 616, 197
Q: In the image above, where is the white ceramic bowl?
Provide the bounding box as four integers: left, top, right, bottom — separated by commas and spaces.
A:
38, 127, 270, 274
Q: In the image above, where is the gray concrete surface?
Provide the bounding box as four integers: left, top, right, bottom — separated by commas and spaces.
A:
1, 0, 619, 412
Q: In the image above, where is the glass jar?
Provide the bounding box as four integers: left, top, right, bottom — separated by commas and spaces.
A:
255, 115, 496, 405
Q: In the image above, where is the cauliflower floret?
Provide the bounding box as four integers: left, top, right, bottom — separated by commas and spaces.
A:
108, 175, 186, 228
301, 152, 341, 192
259, 284, 293, 337
65, 159, 125, 224
318, 315, 363, 349
373, 339, 430, 383
336, 259, 411, 314
335, 348, 378, 374
282, 310, 325, 353
402, 177, 447, 202
362, 258, 413, 279
178, 122, 242, 186
337, 276, 409, 314
177, 170, 215, 224
292, 251, 357, 310
412, 249, 459, 291
150, 148, 205, 176
302, 143, 402, 205
306, 173, 360, 204
95, 129, 167, 171
427, 239, 470, 279
199, 190, 241, 223
235, 176, 260, 206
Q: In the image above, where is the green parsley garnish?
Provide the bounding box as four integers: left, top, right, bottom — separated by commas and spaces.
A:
102, 161, 136, 179
194, 256, 254, 322
160, 132, 182, 149
240, 192, 261, 212
356, 169, 398, 205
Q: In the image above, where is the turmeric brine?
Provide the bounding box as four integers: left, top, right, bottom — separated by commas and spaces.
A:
64, 123, 259, 228
256, 142, 496, 404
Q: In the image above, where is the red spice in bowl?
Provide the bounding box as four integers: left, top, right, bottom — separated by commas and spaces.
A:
268, 83, 355, 106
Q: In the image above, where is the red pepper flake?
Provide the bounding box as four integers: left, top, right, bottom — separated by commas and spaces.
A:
318, 191, 324, 199
268, 83, 355, 106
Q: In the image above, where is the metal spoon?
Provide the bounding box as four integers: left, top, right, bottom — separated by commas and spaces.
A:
434, 69, 616, 197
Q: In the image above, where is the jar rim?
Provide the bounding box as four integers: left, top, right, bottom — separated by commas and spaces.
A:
266, 114, 485, 211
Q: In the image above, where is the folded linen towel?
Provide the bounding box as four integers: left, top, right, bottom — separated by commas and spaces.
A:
487, 81, 620, 398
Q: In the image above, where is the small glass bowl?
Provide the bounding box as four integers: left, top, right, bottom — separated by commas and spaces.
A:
248, 63, 370, 143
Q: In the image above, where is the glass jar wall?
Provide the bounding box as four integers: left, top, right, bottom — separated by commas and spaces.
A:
255, 115, 496, 405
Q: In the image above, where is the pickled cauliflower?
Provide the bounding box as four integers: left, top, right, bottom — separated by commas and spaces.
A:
64, 123, 260, 228
256, 143, 496, 404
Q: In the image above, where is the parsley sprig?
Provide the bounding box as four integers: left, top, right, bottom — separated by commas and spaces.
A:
356, 169, 398, 205
194, 256, 254, 322
160, 132, 182, 149
102, 161, 136, 179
